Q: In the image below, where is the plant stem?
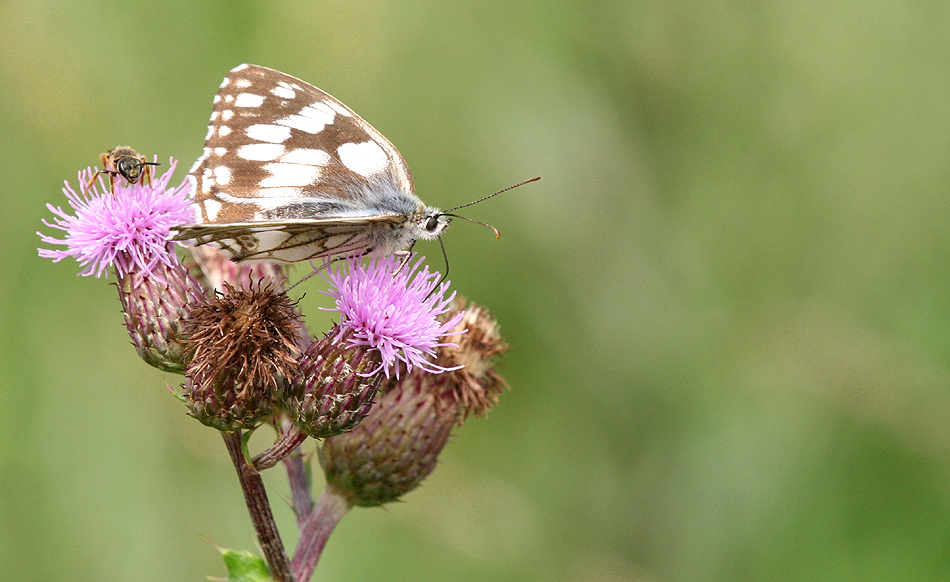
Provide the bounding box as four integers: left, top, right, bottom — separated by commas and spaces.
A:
284, 449, 314, 528
292, 488, 351, 582
222, 430, 295, 582
252, 424, 309, 471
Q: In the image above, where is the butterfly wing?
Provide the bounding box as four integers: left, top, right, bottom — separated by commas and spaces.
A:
173, 214, 408, 263
176, 64, 424, 262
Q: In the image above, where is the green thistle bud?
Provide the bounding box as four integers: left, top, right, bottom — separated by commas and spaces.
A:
318, 298, 508, 506
116, 260, 205, 374
319, 373, 454, 506
284, 327, 385, 439
183, 282, 302, 431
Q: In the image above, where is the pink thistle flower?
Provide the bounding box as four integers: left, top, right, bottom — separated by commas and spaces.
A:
322, 254, 465, 378
38, 160, 194, 279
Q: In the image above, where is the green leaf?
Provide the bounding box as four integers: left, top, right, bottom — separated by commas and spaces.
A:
218, 547, 274, 582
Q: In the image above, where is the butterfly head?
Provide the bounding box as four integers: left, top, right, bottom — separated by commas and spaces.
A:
418, 206, 452, 241
419, 177, 542, 244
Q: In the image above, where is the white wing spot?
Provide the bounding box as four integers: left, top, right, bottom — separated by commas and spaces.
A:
203, 199, 222, 221
219, 77, 231, 88
216, 191, 275, 205
239, 188, 300, 205
275, 102, 335, 134
210, 110, 219, 121
338, 141, 388, 177
235, 78, 251, 89
260, 162, 322, 187
205, 124, 214, 140
214, 147, 227, 156
213, 94, 221, 104
219, 126, 232, 137
280, 148, 331, 166
235, 93, 266, 108
237, 143, 285, 161
221, 110, 234, 121
247, 124, 292, 144
245, 230, 291, 251
224, 94, 234, 103
272, 84, 296, 99
213, 165, 231, 185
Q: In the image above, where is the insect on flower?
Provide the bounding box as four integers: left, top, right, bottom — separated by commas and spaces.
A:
85, 146, 161, 193
171, 64, 538, 264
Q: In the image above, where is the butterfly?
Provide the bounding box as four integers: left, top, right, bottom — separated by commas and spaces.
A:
86, 146, 160, 193
170, 63, 461, 264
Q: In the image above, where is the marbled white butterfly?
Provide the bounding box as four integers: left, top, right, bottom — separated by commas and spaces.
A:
172, 63, 502, 264
86, 146, 160, 193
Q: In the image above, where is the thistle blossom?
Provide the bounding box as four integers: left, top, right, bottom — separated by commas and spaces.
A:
322, 254, 465, 377
317, 298, 508, 508
38, 160, 194, 278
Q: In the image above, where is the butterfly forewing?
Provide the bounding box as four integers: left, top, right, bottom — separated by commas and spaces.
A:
174, 64, 436, 263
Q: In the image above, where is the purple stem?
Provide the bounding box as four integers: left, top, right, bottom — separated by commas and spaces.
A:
252, 423, 309, 471
292, 488, 351, 582
222, 431, 295, 582
284, 450, 314, 528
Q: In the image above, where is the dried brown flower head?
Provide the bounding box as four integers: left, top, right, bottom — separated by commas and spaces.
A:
183, 281, 302, 431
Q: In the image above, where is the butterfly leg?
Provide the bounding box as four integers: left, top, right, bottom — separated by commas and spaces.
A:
390, 248, 415, 278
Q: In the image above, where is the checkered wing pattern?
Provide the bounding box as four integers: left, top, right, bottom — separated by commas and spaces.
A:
172, 64, 435, 263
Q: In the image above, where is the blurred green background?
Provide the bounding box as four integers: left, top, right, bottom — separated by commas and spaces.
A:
4, 0, 950, 580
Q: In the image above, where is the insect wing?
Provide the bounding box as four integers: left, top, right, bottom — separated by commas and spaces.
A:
173, 214, 407, 263
188, 64, 414, 226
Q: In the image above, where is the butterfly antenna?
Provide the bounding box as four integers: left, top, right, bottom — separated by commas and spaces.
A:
440, 214, 501, 238
442, 176, 540, 213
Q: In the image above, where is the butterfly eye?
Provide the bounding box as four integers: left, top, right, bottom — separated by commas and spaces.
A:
425, 216, 441, 233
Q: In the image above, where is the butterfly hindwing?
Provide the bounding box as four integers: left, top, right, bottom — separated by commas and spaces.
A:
174, 214, 408, 262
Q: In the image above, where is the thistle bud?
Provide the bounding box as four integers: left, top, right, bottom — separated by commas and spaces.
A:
284, 327, 385, 438
37, 160, 200, 373
435, 299, 509, 419
319, 298, 508, 506
117, 260, 205, 374
183, 282, 302, 431
284, 254, 464, 439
